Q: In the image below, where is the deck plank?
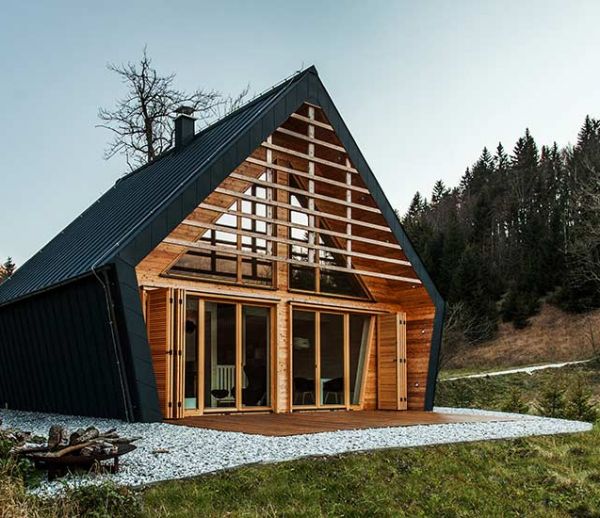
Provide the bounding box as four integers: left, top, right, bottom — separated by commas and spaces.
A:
167, 410, 514, 436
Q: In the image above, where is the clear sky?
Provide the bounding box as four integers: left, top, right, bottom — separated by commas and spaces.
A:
2, 0, 600, 265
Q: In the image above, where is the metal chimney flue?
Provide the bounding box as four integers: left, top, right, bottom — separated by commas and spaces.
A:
174, 106, 196, 149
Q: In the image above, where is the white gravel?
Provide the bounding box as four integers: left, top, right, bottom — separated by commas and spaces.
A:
1, 407, 591, 495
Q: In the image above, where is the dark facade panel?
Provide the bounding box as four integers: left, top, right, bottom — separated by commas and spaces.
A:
111, 259, 162, 422
0, 275, 133, 420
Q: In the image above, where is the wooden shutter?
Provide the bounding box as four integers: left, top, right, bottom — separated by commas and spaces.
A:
377, 312, 407, 410
397, 314, 407, 410
172, 289, 185, 419
146, 288, 174, 419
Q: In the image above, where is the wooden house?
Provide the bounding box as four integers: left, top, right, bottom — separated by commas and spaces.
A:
0, 67, 444, 422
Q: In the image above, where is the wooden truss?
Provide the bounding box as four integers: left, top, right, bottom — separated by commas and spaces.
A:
164, 103, 421, 286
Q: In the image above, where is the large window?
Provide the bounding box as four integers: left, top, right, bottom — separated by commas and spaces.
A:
242, 306, 270, 407
168, 175, 274, 286
182, 296, 271, 414
292, 308, 373, 408
288, 176, 368, 299
204, 302, 237, 409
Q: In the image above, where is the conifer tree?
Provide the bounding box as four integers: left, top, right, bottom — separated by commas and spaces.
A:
536, 378, 566, 418
402, 114, 600, 346
431, 180, 450, 205
501, 387, 529, 414
565, 376, 597, 422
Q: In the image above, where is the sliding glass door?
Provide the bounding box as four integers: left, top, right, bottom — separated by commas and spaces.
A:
319, 313, 344, 405
292, 310, 316, 405
242, 306, 270, 408
204, 302, 237, 409
181, 295, 271, 415
292, 308, 373, 409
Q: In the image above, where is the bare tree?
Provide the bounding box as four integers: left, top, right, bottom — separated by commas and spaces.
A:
569, 177, 600, 287
438, 301, 497, 369
98, 47, 249, 171
0, 257, 15, 285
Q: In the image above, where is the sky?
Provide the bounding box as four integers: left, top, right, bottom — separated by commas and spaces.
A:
2, 0, 600, 265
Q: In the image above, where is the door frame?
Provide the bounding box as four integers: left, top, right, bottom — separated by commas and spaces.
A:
289, 303, 375, 412
175, 291, 275, 417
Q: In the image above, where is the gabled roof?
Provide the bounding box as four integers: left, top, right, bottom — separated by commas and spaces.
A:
0, 66, 443, 311
0, 69, 308, 305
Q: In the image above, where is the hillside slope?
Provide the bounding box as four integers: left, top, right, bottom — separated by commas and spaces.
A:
447, 304, 600, 370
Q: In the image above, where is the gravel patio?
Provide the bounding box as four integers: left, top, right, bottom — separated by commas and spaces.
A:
1, 407, 592, 495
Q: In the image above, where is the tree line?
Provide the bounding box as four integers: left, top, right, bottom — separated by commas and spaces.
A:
402, 116, 600, 350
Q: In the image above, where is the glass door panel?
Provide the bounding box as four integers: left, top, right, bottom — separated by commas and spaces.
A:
319, 313, 344, 405
241, 306, 270, 407
292, 310, 316, 405
204, 302, 236, 409
349, 314, 371, 405
184, 298, 199, 410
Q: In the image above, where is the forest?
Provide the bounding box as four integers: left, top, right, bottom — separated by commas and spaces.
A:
402, 116, 600, 350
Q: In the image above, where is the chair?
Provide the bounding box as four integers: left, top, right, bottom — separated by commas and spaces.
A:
232, 363, 268, 406
323, 377, 344, 404
293, 377, 315, 405
210, 389, 229, 402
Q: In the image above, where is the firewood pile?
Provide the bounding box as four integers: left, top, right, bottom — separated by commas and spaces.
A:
0, 416, 46, 448
1, 417, 140, 460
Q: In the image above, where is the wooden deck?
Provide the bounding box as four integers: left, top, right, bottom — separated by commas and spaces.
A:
168, 410, 513, 436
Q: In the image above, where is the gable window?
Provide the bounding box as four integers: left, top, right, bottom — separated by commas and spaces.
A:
167, 175, 274, 286
287, 177, 368, 299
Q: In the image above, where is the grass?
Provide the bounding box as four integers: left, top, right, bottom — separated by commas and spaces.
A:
437, 357, 600, 412
141, 429, 600, 517
3, 360, 599, 516
4, 428, 600, 517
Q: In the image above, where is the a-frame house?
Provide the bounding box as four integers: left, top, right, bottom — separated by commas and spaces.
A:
0, 67, 444, 422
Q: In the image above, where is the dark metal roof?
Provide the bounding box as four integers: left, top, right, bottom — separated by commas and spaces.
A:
0, 65, 445, 415
0, 69, 308, 305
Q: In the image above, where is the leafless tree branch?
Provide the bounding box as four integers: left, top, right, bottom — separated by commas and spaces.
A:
97, 46, 250, 172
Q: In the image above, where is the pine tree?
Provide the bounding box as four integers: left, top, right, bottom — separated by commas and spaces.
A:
565, 376, 597, 422
501, 387, 529, 414
449, 246, 498, 342
431, 180, 450, 205
536, 378, 566, 418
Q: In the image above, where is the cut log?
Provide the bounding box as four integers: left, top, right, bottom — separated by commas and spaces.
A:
43, 440, 96, 458
47, 425, 67, 450
104, 436, 142, 445
69, 427, 99, 445
11, 445, 50, 455
81, 441, 117, 457
68, 428, 86, 445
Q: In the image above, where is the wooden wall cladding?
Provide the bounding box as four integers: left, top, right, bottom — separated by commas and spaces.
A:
145, 288, 173, 418
137, 102, 438, 413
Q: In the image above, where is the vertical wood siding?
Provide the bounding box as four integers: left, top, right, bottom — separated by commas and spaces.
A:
0, 276, 131, 419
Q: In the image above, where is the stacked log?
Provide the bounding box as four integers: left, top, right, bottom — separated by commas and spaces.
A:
6, 423, 140, 459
